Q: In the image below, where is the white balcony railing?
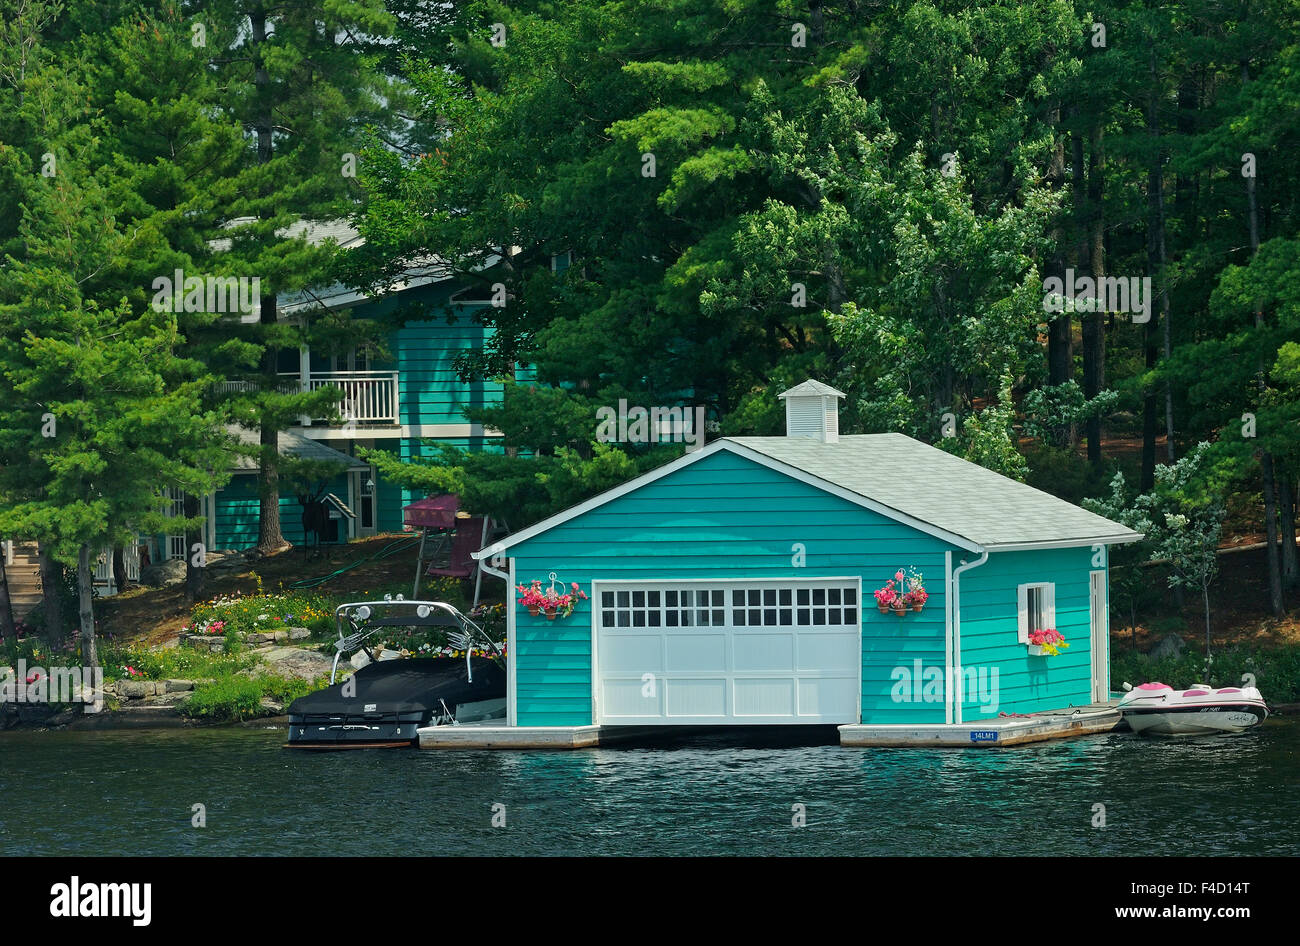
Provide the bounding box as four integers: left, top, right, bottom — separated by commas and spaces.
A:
214, 371, 400, 426
301, 370, 400, 425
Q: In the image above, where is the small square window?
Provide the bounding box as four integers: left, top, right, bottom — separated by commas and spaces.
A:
632, 590, 645, 607
844, 607, 857, 624
648, 611, 661, 627
666, 590, 678, 607
1018, 583, 1056, 644
797, 608, 810, 625
797, 588, 810, 605
602, 610, 615, 625
763, 589, 776, 606
844, 588, 857, 605
601, 592, 614, 608
779, 608, 792, 624
734, 609, 747, 626
779, 589, 792, 606
733, 590, 745, 607
648, 590, 661, 607
633, 611, 645, 627
813, 588, 826, 605
617, 591, 630, 608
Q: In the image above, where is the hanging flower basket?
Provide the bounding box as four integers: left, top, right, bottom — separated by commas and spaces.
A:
516, 577, 589, 619
875, 567, 927, 616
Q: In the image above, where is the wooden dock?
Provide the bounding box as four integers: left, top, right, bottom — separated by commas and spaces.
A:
417, 705, 1121, 749
838, 703, 1122, 748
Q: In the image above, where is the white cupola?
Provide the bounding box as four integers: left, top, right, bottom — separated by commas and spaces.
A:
778, 380, 845, 443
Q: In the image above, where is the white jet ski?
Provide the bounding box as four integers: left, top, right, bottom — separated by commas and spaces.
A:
1118, 681, 1268, 735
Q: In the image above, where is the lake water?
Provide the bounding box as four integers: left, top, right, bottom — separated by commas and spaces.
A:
2, 720, 1297, 856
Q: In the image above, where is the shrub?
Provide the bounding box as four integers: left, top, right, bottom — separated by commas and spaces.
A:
1112, 645, 1300, 704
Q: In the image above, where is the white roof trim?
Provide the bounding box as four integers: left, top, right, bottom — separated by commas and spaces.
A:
473, 441, 731, 559
475, 439, 987, 560
984, 534, 1145, 552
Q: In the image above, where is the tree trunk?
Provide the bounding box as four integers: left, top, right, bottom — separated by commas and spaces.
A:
1084, 121, 1106, 467
1260, 450, 1284, 617
1280, 473, 1298, 591
184, 493, 205, 604
77, 544, 97, 668
1241, 61, 1283, 616
111, 546, 127, 597
1146, 53, 1175, 464
1140, 322, 1158, 492
1045, 104, 1072, 395
251, 7, 289, 555
37, 542, 64, 643
1203, 583, 1211, 658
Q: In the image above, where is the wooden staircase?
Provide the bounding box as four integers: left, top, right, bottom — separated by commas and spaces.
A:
4, 542, 43, 622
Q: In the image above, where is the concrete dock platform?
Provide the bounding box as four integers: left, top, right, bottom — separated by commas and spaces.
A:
838, 703, 1122, 747
417, 705, 1121, 749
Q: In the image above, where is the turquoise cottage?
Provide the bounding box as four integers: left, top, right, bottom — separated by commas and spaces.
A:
105, 224, 541, 586
468, 381, 1143, 746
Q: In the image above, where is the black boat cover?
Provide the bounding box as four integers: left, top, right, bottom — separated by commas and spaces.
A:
288, 657, 505, 717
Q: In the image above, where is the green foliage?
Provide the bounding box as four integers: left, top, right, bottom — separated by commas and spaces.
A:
1112, 645, 1300, 704
97, 643, 255, 683
937, 375, 1030, 482
1022, 382, 1120, 448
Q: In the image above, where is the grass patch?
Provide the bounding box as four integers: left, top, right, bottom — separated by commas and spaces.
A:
182, 672, 319, 722
98, 643, 254, 683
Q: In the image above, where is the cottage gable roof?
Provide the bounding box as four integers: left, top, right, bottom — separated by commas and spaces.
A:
726, 434, 1142, 549
476, 433, 1142, 560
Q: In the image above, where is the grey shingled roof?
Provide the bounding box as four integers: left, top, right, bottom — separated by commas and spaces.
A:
779, 380, 845, 399
225, 426, 369, 473
726, 433, 1142, 549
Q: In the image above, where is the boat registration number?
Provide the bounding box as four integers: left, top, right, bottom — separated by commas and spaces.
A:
969, 730, 998, 742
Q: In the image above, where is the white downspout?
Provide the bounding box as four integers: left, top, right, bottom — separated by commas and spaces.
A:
950, 548, 989, 725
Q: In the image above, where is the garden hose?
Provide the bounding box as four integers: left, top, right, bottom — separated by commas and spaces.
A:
287, 536, 421, 590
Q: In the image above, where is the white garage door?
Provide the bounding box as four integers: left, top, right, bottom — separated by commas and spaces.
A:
595, 579, 861, 725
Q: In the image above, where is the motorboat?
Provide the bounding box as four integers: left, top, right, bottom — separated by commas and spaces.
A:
1118, 680, 1268, 735
286, 599, 506, 748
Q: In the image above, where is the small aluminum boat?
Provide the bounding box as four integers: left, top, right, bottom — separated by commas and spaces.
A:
1118, 681, 1268, 735
286, 599, 505, 748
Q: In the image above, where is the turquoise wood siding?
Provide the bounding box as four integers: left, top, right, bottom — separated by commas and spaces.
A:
508, 450, 955, 727
213, 473, 351, 549
956, 547, 1099, 721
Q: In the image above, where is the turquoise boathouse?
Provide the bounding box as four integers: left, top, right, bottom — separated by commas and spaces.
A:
473, 381, 1143, 733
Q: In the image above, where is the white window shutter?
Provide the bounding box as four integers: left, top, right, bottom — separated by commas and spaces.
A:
1046, 584, 1057, 630
1017, 585, 1029, 643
